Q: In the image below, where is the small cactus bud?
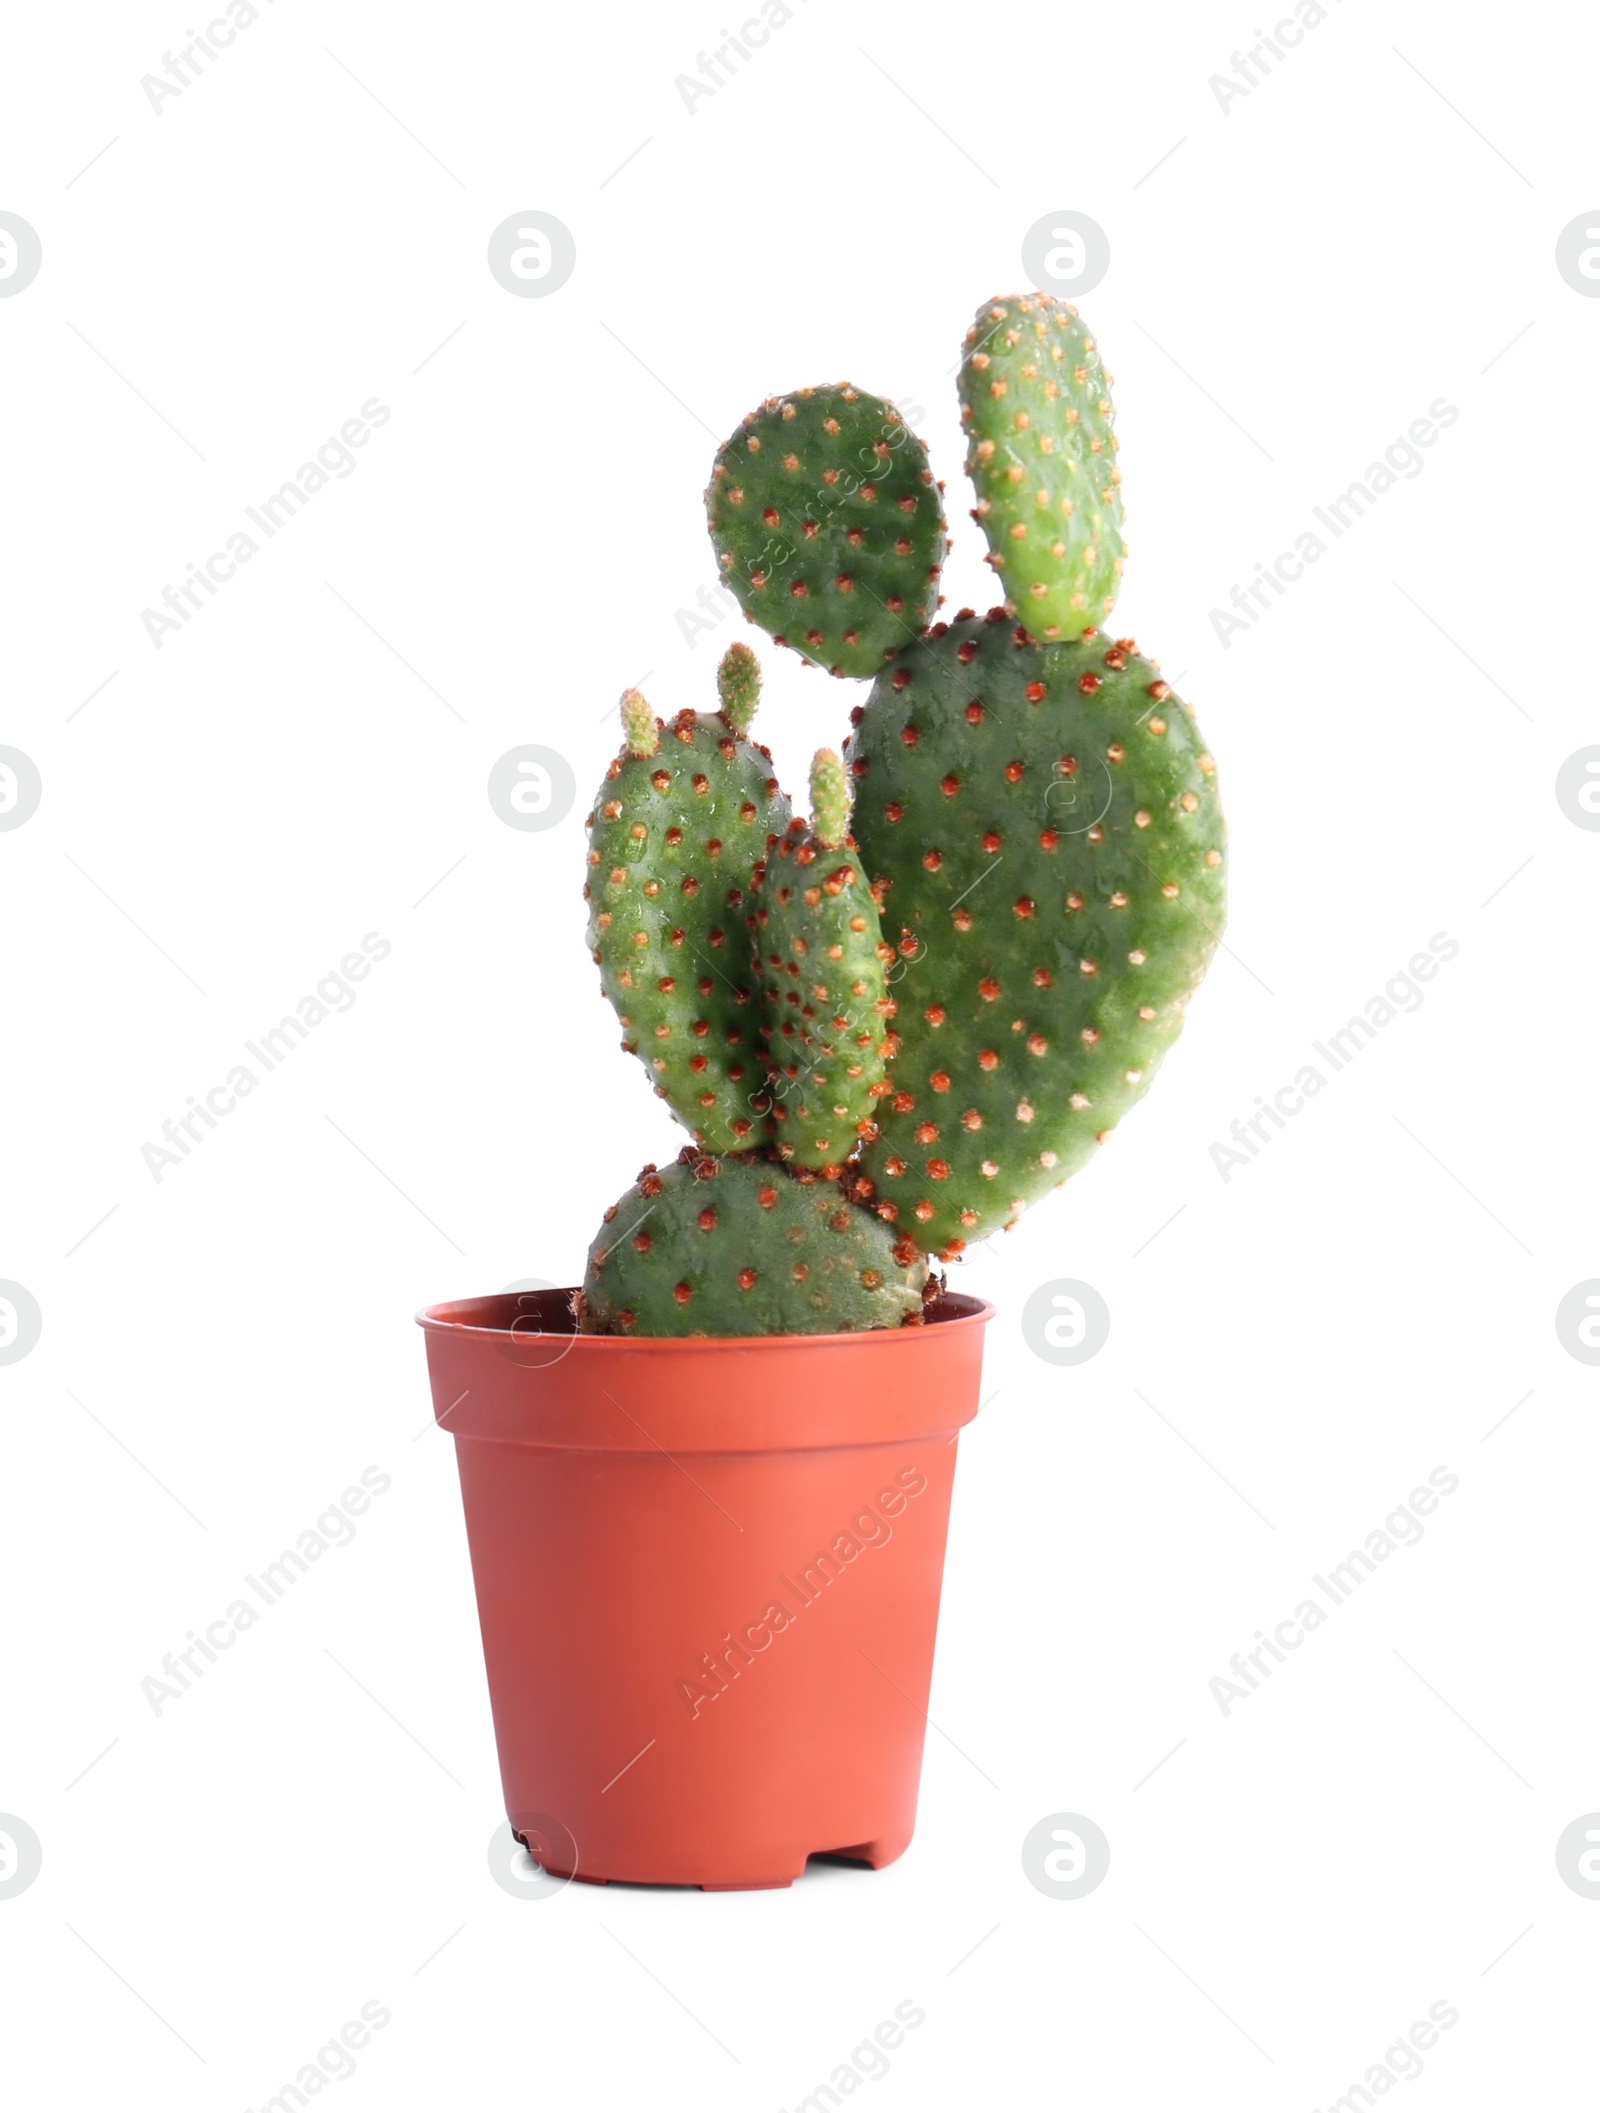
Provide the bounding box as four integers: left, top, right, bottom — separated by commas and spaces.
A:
620, 689, 658, 757
716, 642, 761, 735
809, 749, 850, 850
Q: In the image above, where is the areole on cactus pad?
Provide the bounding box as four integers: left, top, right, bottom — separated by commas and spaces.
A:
572, 289, 1225, 1335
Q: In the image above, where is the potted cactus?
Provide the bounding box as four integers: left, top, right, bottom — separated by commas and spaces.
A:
419, 294, 1226, 1889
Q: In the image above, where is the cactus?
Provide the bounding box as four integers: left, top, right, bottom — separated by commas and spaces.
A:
579, 1148, 927, 1337
584, 655, 790, 1152
752, 750, 894, 1173
958, 294, 1124, 639
572, 294, 1224, 1335
706, 386, 947, 678
847, 611, 1223, 1254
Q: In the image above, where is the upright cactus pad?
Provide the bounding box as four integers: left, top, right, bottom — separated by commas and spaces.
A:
959, 295, 1125, 639
579, 1149, 927, 1337
585, 661, 790, 1152
706, 386, 947, 678
752, 751, 895, 1173
848, 610, 1224, 1255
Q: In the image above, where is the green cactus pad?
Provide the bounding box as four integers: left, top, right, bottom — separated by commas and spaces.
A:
706, 385, 947, 678
848, 610, 1225, 1254
751, 751, 895, 1173
958, 294, 1125, 640
578, 1149, 928, 1337
585, 695, 790, 1152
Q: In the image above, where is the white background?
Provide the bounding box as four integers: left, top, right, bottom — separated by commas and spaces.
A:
4, 0, 1598, 2104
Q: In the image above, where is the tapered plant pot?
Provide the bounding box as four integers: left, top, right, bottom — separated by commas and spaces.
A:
417, 1288, 992, 1891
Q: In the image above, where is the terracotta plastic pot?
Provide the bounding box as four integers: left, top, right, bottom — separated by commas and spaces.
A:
417, 1287, 992, 1890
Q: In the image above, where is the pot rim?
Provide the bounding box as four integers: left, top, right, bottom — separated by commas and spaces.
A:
416, 1286, 995, 1351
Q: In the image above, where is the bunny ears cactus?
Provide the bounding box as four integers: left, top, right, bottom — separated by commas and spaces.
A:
577, 294, 1225, 1336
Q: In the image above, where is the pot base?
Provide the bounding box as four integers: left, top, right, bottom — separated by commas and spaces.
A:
525, 1826, 912, 1892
